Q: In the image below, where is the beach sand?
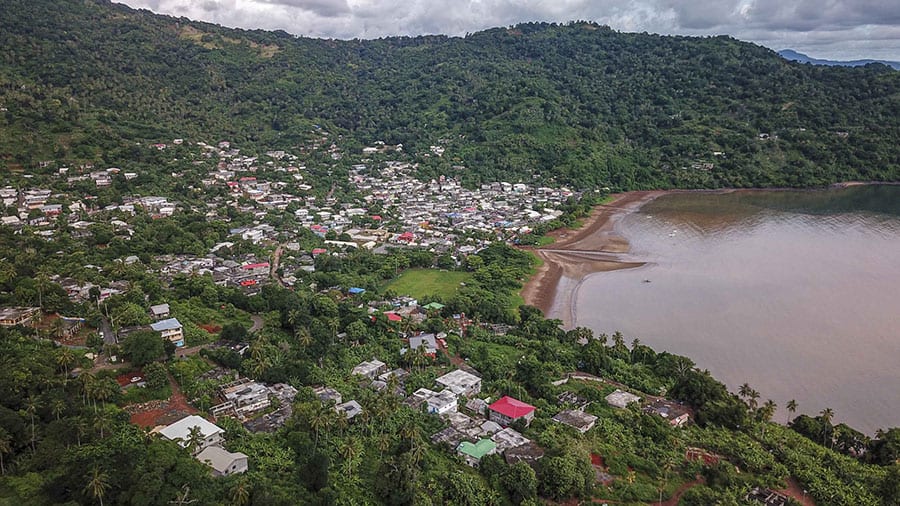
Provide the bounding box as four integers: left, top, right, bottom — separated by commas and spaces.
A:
519, 191, 663, 326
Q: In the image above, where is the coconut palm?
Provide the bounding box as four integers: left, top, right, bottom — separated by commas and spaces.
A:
84, 467, 109, 506
24, 395, 38, 453
230, 478, 251, 506
820, 408, 835, 447
786, 399, 798, 414
0, 429, 11, 475
184, 425, 205, 454
57, 347, 76, 385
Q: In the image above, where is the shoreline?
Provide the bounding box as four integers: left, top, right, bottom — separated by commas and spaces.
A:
519, 182, 896, 325
519, 191, 664, 325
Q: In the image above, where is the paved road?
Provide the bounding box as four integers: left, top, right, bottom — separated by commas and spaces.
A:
250, 314, 264, 333
100, 316, 116, 345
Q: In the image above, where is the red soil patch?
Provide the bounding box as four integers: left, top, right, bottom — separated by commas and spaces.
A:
591, 453, 605, 467
127, 376, 197, 428
198, 323, 222, 334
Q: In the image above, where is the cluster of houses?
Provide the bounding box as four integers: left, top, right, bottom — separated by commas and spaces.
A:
153, 253, 273, 294
345, 161, 578, 253
207, 376, 299, 432
156, 415, 248, 477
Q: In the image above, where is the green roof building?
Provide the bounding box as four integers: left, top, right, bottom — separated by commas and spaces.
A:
457, 439, 496, 467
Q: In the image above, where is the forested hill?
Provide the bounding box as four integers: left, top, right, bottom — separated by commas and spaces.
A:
2, 0, 899, 189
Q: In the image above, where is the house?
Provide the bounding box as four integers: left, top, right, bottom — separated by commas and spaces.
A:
456, 439, 496, 467
351, 358, 387, 379
407, 333, 438, 356
488, 396, 536, 427
552, 409, 598, 433
745, 487, 789, 506
347, 287, 366, 295
491, 427, 530, 452
336, 400, 363, 420
221, 380, 271, 415
435, 369, 482, 398
149, 303, 170, 320
504, 442, 545, 466
465, 398, 489, 417
426, 390, 458, 415
150, 317, 185, 347
644, 399, 691, 427
605, 389, 641, 409
158, 415, 224, 453
195, 445, 249, 476
313, 386, 342, 405
0, 307, 40, 327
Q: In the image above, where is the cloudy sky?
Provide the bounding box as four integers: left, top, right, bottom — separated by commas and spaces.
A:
118, 0, 900, 60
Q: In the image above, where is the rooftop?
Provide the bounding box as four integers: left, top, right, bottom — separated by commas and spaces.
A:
159, 415, 222, 445
150, 317, 182, 332
489, 396, 536, 419
457, 439, 496, 459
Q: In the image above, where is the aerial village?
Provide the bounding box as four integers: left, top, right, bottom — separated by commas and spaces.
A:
0, 134, 798, 505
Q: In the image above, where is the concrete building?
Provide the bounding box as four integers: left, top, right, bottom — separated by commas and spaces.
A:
196, 445, 249, 476
435, 369, 482, 398
605, 389, 641, 409
150, 317, 184, 347
158, 415, 224, 453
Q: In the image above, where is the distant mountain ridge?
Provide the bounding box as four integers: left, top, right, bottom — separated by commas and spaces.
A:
1, 0, 899, 190
779, 49, 900, 70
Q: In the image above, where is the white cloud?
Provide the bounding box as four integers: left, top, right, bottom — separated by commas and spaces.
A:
117, 0, 900, 60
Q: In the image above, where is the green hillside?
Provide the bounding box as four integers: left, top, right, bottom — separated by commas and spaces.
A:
1, 0, 899, 188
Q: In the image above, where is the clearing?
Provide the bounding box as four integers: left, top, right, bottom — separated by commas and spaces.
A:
384, 268, 472, 299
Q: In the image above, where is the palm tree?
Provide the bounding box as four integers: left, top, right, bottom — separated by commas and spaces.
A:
758, 400, 777, 423
84, 467, 109, 506
819, 408, 834, 446
50, 397, 66, 421
230, 478, 251, 506
24, 395, 38, 453
748, 389, 760, 411
820, 408, 835, 447
0, 429, 11, 475
786, 399, 798, 415
57, 347, 76, 385
184, 425, 205, 454
738, 383, 752, 400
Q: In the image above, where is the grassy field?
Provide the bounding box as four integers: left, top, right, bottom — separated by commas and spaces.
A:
384, 269, 473, 299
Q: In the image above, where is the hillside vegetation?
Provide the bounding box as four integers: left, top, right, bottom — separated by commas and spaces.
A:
1, 0, 899, 189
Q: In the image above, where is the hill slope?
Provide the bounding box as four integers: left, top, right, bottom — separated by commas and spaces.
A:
1, 0, 899, 189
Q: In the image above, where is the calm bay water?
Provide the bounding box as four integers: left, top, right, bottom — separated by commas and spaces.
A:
572, 186, 900, 434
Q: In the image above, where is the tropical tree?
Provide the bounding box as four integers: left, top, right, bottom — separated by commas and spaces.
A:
184, 425, 205, 454
786, 399, 798, 414
84, 467, 109, 506
56, 347, 76, 385
820, 408, 835, 447
0, 429, 11, 475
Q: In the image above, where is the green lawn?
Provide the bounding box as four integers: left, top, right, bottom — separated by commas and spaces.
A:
384, 269, 473, 299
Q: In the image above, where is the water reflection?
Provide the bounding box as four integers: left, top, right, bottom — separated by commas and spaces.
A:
574, 186, 900, 434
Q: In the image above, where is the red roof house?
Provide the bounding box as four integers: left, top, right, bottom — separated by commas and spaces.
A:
489, 396, 536, 427
397, 232, 414, 243
384, 311, 403, 322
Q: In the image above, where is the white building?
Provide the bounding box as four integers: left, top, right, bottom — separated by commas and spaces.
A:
195, 445, 249, 476
158, 415, 224, 453
435, 369, 482, 398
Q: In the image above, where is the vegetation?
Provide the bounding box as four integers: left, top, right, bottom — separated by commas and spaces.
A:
1, 1, 898, 190
383, 268, 473, 300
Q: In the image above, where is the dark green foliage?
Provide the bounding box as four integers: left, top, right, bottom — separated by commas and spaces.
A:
121, 329, 165, 367
2, 2, 897, 189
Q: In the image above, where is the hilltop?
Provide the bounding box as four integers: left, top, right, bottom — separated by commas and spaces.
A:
1, 0, 899, 189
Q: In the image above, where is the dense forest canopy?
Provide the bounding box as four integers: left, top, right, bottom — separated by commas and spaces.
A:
1, 0, 898, 189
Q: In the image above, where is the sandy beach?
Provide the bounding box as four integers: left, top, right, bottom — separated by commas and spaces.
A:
519, 191, 663, 325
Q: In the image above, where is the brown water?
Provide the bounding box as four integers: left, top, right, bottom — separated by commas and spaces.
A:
571, 186, 900, 434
